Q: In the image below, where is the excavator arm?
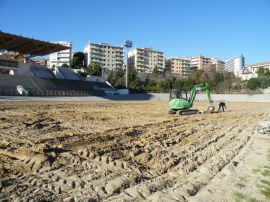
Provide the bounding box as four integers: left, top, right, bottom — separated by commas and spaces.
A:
188, 83, 211, 107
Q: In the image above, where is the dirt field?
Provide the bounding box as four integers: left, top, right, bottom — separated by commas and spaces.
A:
0, 100, 270, 201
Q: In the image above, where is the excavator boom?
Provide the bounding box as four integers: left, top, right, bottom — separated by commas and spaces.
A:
188, 83, 211, 107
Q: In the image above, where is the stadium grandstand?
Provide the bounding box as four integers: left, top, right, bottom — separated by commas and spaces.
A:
0, 31, 116, 96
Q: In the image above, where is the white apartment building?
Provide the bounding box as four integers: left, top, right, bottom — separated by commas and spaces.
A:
166, 57, 191, 77
211, 58, 225, 71
128, 48, 165, 73
190, 56, 212, 70
84, 43, 124, 70
48, 41, 72, 68
224, 55, 245, 76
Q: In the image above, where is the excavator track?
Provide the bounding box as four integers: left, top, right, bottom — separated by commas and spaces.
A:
168, 109, 203, 115
177, 109, 200, 115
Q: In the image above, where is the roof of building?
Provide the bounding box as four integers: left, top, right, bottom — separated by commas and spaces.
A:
87, 42, 123, 49
168, 57, 190, 61
136, 47, 163, 54
0, 31, 70, 57
246, 61, 270, 67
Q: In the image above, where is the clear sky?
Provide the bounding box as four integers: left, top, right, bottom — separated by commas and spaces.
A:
0, 0, 270, 64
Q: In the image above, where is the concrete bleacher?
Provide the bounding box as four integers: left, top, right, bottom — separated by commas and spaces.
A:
30, 66, 55, 79
91, 82, 118, 95
84, 76, 117, 95
0, 74, 108, 96
56, 67, 81, 80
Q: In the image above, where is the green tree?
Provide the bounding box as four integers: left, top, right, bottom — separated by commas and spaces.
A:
189, 69, 205, 83
246, 78, 260, 90
152, 65, 159, 74
107, 68, 125, 88
258, 77, 270, 89
257, 67, 270, 77
71, 57, 81, 69
88, 63, 102, 76
78, 71, 88, 78
61, 63, 68, 67
159, 76, 175, 92
128, 68, 138, 82
71, 52, 85, 69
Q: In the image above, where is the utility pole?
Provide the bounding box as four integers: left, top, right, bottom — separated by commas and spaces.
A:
124, 40, 133, 89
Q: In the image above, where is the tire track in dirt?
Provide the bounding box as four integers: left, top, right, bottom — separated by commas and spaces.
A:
0, 101, 269, 201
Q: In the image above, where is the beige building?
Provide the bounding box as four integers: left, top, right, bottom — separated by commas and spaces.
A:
128, 48, 165, 73
190, 55, 211, 70
166, 57, 191, 77
84, 43, 124, 70
211, 58, 225, 71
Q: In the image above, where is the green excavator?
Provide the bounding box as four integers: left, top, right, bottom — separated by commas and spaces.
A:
168, 83, 212, 115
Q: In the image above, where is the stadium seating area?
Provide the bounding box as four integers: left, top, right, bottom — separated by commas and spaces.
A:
56, 67, 81, 80
0, 74, 115, 96
30, 66, 55, 79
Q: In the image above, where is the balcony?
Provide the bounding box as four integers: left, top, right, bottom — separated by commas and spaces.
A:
91, 53, 105, 58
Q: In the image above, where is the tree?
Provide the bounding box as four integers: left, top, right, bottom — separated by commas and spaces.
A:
78, 71, 88, 78
209, 71, 224, 89
88, 63, 102, 76
107, 68, 125, 88
71, 52, 85, 69
61, 63, 68, 67
162, 60, 172, 79
189, 69, 205, 83
71, 57, 81, 69
152, 65, 159, 74
73, 52, 85, 61
258, 77, 270, 89
246, 78, 260, 90
257, 67, 270, 77
159, 76, 175, 92
128, 68, 138, 83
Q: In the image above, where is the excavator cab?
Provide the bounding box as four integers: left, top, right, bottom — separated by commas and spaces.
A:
169, 83, 212, 115
169, 89, 188, 101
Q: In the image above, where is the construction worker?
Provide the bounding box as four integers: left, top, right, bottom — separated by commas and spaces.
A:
218, 101, 226, 112
207, 100, 215, 113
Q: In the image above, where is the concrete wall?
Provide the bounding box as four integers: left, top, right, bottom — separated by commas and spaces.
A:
148, 93, 270, 103
1, 93, 270, 103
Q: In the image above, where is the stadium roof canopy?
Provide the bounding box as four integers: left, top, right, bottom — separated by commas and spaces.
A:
0, 31, 70, 57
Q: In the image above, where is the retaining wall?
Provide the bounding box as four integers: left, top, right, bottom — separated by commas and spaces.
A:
148, 93, 270, 102
1, 93, 270, 102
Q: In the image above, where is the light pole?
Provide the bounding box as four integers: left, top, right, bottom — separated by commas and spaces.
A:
124, 40, 133, 89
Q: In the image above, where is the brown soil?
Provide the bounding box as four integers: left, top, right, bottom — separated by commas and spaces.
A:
0, 101, 269, 201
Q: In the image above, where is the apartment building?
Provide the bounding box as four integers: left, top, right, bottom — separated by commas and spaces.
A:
211, 58, 225, 71
225, 55, 245, 76
128, 48, 165, 73
190, 56, 211, 70
48, 41, 72, 68
84, 43, 124, 70
166, 57, 191, 77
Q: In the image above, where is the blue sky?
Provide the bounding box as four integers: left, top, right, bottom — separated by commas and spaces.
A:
0, 0, 270, 64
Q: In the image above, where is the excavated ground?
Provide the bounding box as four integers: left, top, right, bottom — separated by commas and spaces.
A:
0, 100, 269, 201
